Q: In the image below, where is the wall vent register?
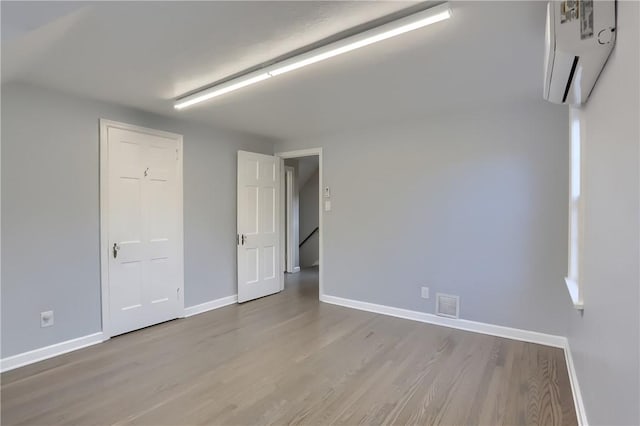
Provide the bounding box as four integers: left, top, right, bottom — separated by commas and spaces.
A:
436, 293, 460, 319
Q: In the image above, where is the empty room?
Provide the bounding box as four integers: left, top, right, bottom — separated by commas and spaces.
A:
1, 1, 638, 425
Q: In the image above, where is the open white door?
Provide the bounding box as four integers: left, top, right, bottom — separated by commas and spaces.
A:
237, 151, 281, 303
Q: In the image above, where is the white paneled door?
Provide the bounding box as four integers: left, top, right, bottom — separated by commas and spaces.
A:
237, 151, 281, 303
102, 121, 183, 337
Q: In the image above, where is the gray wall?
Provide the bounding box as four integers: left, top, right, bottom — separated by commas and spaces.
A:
1, 82, 273, 357
275, 101, 570, 335
567, 4, 640, 425
299, 168, 319, 267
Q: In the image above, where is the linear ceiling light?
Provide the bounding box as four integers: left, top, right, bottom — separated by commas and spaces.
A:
174, 2, 451, 110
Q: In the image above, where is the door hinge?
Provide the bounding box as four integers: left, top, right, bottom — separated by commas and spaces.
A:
176, 149, 179, 160
236, 234, 240, 245
177, 288, 181, 300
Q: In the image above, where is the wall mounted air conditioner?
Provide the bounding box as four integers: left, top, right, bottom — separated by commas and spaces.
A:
543, 0, 616, 105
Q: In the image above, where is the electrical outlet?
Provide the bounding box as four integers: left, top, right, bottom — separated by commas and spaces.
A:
421, 287, 430, 299
41, 311, 54, 328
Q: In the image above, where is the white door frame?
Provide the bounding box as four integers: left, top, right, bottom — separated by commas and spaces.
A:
99, 119, 185, 339
275, 148, 323, 298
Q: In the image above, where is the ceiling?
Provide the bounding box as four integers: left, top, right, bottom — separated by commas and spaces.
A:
1, 1, 548, 140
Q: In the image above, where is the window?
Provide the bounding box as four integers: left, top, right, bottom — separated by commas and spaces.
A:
566, 108, 584, 309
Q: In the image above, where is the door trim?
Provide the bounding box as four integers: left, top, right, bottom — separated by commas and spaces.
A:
99, 119, 185, 339
275, 148, 324, 298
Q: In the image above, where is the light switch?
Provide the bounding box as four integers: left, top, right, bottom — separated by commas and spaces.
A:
324, 200, 331, 211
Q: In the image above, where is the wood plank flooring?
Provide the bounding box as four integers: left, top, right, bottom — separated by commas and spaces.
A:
1, 268, 577, 425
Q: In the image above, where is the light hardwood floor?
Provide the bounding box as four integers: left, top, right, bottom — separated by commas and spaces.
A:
1, 268, 577, 425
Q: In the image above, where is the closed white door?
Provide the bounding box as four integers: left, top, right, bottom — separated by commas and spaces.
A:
237, 151, 281, 303
104, 122, 183, 336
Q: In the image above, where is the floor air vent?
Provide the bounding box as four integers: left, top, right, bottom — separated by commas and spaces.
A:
436, 293, 460, 319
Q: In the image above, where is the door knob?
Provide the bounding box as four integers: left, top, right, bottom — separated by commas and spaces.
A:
113, 243, 120, 259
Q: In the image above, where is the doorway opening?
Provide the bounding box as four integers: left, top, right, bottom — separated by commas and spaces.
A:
277, 149, 324, 299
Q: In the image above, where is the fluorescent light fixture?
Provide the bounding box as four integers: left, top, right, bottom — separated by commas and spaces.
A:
175, 72, 271, 110
175, 2, 451, 109
269, 6, 452, 77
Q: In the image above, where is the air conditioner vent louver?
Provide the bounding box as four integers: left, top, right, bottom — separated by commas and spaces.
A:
436, 293, 459, 319
543, 0, 616, 105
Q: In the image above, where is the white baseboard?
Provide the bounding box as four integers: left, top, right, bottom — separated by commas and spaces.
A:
319, 295, 590, 421
3, 293, 584, 424
293, 266, 301, 273
320, 294, 567, 348
564, 341, 589, 426
2, 296, 238, 373
0, 332, 106, 373
183, 294, 238, 317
